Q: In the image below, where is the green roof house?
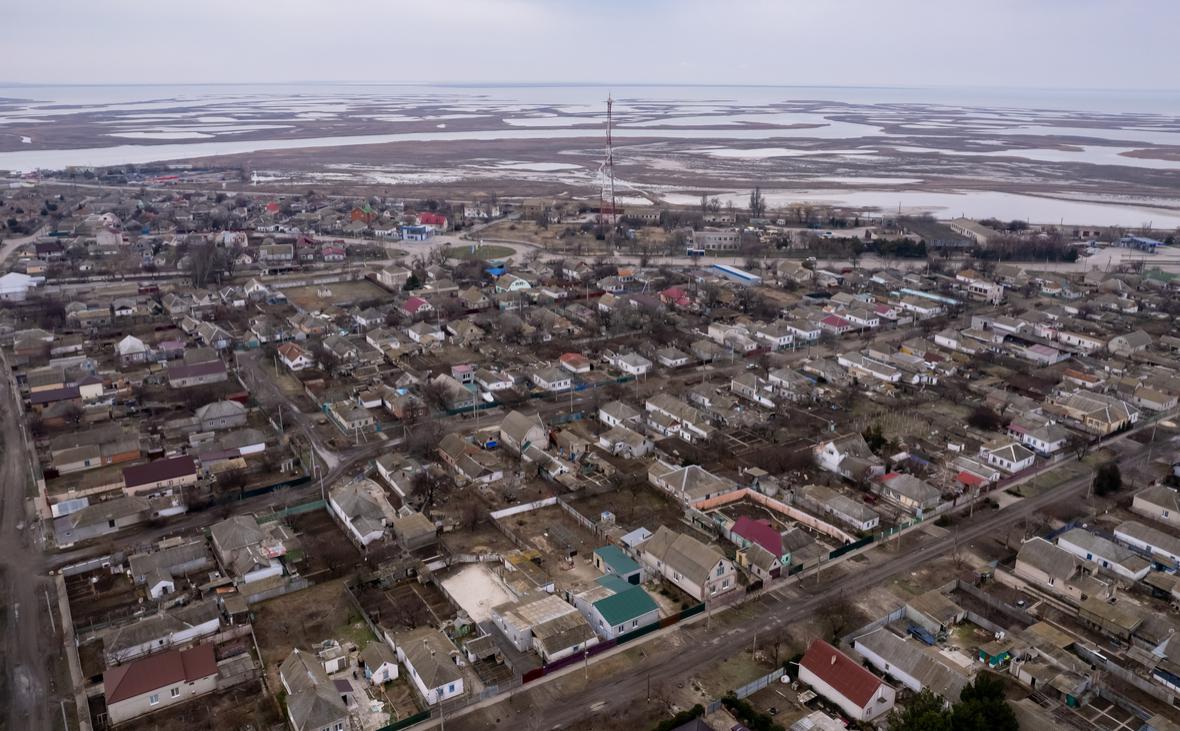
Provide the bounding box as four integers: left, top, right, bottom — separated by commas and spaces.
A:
592, 545, 643, 585
587, 585, 660, 640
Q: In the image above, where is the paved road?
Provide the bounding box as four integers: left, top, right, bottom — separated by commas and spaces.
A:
431, 434, 1157, 730
0, 350, 55, 731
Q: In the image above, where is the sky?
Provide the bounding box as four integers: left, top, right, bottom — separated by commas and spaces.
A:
6, 0, 1179, 89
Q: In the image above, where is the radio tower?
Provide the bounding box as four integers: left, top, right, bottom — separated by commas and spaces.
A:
600, 94, 617, 230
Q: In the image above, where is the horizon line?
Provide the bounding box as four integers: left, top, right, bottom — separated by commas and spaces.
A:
2, 80, 1180, 94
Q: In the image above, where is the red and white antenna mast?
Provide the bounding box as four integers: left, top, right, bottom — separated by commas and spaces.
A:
602, 94, 617, 229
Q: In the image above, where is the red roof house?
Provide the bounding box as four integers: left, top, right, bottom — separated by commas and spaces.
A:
417, 212, 448, 229
798, 639, 895, 721
104, 644, 219, 723
403, 296, 433, 315
731, 516, 785, 558
559, 353, 591, 374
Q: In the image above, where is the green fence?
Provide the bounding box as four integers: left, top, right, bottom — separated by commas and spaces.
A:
257, 499, 326, 522
828, 534, 873, 560
616, 621, 662, 645
377, 710, 432, 731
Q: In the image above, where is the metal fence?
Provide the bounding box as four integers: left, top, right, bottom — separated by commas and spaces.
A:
731, 667, 786, 700
257, 498, 326, 522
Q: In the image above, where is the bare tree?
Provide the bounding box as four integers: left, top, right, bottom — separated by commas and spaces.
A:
188, 241, 227, 288
748, 186, 766, 219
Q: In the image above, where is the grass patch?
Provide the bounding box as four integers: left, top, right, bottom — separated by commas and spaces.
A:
337, 608, 377, 649
445, 244, 516, 261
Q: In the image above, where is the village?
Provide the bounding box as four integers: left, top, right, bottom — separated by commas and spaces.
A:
3, 180, 1180, 731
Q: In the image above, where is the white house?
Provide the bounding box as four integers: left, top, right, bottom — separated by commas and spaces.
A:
530, 367, 572, 392
394, 628, 465, 706
360, 642, 399, 686
103, 644, 219, 725
0, 272, 37, 301
798, 639, 895, 722
609, 352, 653, 377
276, 342, 315, 371
599, 400, 641, 429
329, 477, 397, 547
1114, 521, 1180, 568
638, 526, 736, 601
980, 440, 1036, 474
475, 369, 515, 392
1057, 528, 1151, 582
853, 629, 968, 703
1131, 485, 1180, 529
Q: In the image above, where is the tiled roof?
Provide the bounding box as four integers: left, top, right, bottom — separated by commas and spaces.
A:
801, 638, 885, 708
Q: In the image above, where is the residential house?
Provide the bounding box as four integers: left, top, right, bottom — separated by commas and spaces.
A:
101, 601, 221, 664
576, 583, 661, 640
598, 425, 653, 458
376, 265, 412, 290
646, 392, 713, 443
814, 434, 885, 483
392, 511, 437, 551
648, 462, 736, 504
1109, 330, 1153, 356
407, 321, 444, 346
980, 439, 1036, 474
196, 400, 247, 431
1132, 485, 1180, 529
530, 366, 571, 392
1047, 391, 1138, 436
638, 526, 736, 601
393, 627, 464, 705
495, 273, 531, 293
116, 335, 150, 365
209, 515, 286, 584
329, 477, 398, 547
126, 539, 214, 599
499, 410, 548, 454
359, 642, 399, 686
476, 369, 514, 392
277, 342, 316, 371
165, 356, 226, 389
279, 648, 349, 731
491, 592, 599, 663
853, 629, 968, 703
656, 347, 691, 369
875, 473, 941, 514
795, 484, 880, 532
798, 639, 896, 722
1057, 528, 1151, 582
123, 455, 198, 496
402, 295, 433, 318
599, 400, 641, 429
1114, 520, 1180, 568
593, 545, 644, 584
1014, 537, 1107, 603
103, 644, 219, 724
608, 352, 652, 376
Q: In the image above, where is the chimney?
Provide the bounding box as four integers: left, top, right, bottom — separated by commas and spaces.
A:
830, 655, 836, 666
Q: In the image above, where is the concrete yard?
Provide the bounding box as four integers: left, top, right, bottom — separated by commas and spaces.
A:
438, 563, 517, 623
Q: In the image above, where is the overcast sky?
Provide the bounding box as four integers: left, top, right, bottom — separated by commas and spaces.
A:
6, 0, 1178, 89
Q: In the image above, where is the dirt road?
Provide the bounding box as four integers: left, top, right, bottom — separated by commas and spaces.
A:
0, 352, 56, 731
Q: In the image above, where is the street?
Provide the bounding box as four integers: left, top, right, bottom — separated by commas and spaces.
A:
0, 350, 56, 731
427, 428, 1159, 730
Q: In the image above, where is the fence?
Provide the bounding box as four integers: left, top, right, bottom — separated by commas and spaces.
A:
257, 498, 326, 523
376, 710, 431, 731
557, 497, 599, 534
954, 578, 1037, 627
518, 601, 707, 685
731, 667, 786, 700
489, 496, 558, 520
1074, 645, 1177, 706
